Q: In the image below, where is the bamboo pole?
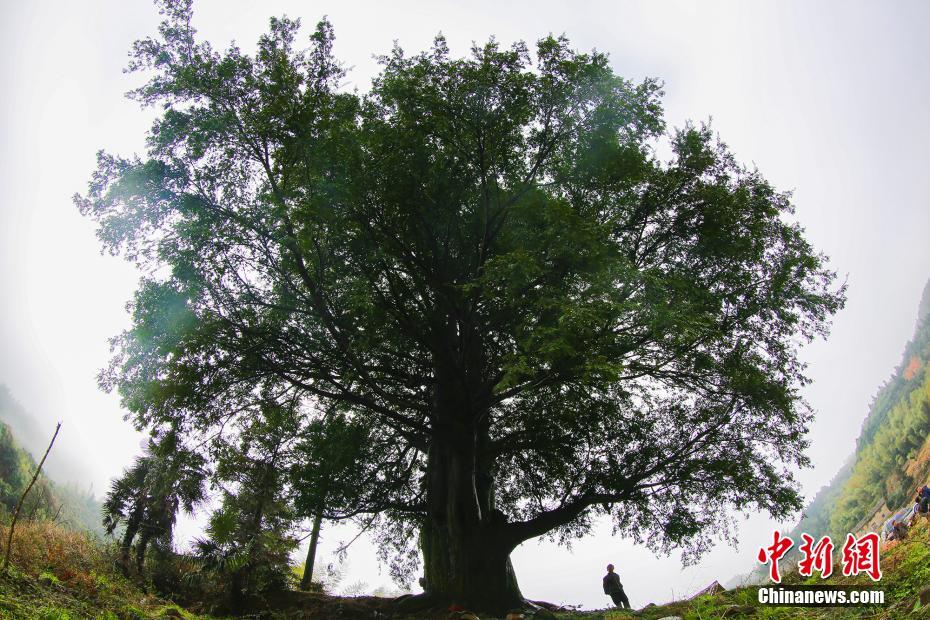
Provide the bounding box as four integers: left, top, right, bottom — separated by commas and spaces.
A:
3, 422, 61, 573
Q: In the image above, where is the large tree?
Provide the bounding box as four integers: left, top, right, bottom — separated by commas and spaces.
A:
78, 0, 845, 611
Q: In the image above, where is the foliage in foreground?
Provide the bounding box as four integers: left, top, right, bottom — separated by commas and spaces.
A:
0, 520, 208, 619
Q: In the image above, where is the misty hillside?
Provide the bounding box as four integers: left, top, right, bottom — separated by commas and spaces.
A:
0, 387, 53, 468
0, 388, 103, 536
788, 277, 930, 544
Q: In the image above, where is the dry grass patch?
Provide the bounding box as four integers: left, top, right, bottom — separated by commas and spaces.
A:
0, 520, 104, 583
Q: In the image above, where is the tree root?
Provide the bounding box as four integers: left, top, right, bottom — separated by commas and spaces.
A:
391, 592, 437, 613
518, 599, 559, 619
390, 592, 566, 618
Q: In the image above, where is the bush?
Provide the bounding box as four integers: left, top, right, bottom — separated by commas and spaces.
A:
0, 520, 103, 581
0, 519, 203, 618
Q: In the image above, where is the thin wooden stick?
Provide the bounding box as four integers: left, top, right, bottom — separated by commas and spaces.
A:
2, 422, 61, 573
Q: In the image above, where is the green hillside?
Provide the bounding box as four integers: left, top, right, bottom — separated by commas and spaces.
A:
0, 390, 103, 537
788, 278, 930, 545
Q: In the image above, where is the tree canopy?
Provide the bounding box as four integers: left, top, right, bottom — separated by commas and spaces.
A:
78, 0, 845, 610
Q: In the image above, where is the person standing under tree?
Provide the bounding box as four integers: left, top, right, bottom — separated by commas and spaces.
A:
603, 563, 631, 609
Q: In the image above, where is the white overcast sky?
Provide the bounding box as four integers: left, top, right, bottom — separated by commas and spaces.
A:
2, 0, 929, 610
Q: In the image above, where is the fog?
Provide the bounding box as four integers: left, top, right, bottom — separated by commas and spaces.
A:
2, 0, 929, 609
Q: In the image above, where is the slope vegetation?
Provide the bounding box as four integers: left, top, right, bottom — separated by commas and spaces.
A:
789, 279, 930, 545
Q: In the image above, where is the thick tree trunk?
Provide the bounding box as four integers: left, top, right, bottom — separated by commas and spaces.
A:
299, 507, 324, 590
421, 522, 522, 612
420, 417, 523, 613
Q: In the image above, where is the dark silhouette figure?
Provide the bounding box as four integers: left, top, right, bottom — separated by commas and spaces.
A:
916, 485, 930, 513
603, 563, 631, 609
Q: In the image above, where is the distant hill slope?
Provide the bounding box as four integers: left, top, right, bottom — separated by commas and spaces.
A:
787, 278, 930, 545
0, 390, 103, 537
0, 385, 74, 484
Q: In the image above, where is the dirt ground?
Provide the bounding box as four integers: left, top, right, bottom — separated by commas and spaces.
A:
225, 590, 571, 619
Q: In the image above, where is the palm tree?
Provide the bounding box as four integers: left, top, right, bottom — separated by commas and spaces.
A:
102, 430, 206, 573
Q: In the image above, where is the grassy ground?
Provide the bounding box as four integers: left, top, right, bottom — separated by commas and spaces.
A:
3, 519, 930, 619
0, 521, 209, 619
